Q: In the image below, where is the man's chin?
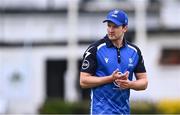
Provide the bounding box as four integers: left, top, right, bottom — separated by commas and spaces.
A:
108, 35, 114, 39
109, 36, 117, 40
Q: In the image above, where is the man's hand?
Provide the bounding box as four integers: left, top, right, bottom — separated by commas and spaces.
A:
114, 71, 130, 89
111, 69, 122, 80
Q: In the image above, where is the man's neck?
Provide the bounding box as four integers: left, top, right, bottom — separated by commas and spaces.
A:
112, 38, 124, 48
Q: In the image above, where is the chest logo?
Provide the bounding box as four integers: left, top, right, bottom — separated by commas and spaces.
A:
129, 58, 133, 63
128, 58, 134, 67
104, 58, 109, 63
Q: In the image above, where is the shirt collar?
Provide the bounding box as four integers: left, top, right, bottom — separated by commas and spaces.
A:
104, 35, 127, 48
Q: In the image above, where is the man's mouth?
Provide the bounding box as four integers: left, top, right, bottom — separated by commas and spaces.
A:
109, 33, 114, 36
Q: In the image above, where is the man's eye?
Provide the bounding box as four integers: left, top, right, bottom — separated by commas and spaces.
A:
107, 25, 111, 27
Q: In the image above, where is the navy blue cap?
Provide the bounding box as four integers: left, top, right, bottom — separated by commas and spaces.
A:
103, 9, 128, 26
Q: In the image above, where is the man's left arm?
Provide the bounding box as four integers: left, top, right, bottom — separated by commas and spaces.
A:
129, 72, 148, 90
116, 46, 148, 90
130, 46, 148, 90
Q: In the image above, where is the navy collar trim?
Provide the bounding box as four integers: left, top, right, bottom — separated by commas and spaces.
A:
104, 35, 127, 48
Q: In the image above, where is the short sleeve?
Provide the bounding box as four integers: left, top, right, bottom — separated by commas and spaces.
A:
80, 46, 97, 75
134, 48, 146, 73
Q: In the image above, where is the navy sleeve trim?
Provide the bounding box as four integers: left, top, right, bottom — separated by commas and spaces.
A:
80, 44, 97, 75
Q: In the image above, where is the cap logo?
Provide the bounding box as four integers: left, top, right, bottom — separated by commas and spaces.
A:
111, 14, 117, 18
113, 10, 119, 14
111, 10, 119, 18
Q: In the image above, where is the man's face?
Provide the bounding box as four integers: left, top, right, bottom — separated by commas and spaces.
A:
107, 22, 127, 41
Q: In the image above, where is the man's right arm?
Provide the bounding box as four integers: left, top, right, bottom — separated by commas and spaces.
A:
80, 69, 122, 89
80, 45, 123, 88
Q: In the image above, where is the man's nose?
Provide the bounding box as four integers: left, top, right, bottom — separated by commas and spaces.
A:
109, 27, 114, 32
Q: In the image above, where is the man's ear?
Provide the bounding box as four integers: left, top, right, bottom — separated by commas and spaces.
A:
123, 26, 128, 32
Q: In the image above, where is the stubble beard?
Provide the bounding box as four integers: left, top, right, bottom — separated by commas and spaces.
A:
109, 35, 123, 42
109, 35, 117, 41
108, 34, 124, 48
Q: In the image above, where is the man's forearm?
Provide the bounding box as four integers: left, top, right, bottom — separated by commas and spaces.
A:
130, 78, 148, 90
80, 73, 113, 88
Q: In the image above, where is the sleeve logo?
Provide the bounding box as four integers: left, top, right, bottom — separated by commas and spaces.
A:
84, 47, 93, 59
82, 60, 89, 70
